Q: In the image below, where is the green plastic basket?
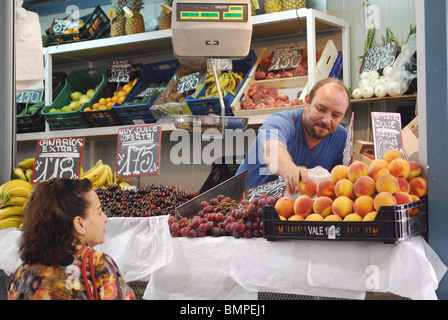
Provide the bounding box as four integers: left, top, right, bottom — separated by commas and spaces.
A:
42, 67, 108, 130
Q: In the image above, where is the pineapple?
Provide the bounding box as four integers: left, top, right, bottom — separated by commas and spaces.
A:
282, 0, 306, 11
111, 0, 128, 37
158, 0, 172, 30
264, 0, 283, 14
125, 0, 145, 35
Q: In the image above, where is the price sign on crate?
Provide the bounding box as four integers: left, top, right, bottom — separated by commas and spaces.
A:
178, 72, 201, 94
108, 60, 133, 83
360, 42, 398, 73
371, 112, 403, 160
32, 138, 85, 183
16, 89, 44, 104
49, 18, 81, 34
269, 46, 303, 71
207, 59, 233, 71
116, 124, 162, 178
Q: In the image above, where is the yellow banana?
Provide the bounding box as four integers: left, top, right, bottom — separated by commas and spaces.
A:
0, 216, 23, 230
232, 72, 244, 88
81, 163, 105, 182
92, 165, 109, 189
18, 158, 35, 169
104, 165, 114, 187
4, 187, 32, 200
1, 196, 28, 208
0, 179, 33, 197
26, 169, 33, 183
14, 168, 27, 181
119, 182, 130, 190
0, 206, 24, 220
80, 159, 103, 180
227, 72, 237, 94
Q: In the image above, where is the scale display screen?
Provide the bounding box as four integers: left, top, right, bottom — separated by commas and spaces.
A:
176, 3, 248, 22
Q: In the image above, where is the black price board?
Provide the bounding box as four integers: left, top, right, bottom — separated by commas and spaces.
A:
242, 178, 286, 202
49, 18, 80, 34
108, 60, 133, 83
178, 72, 201, 94
16, 89, 44, 104
360, 42, 398, 73
116, 124, 162, 178
32, 138, 85, 183
269, 46, 303, 71
371, 112, 403, 160
207, 59, 233, 71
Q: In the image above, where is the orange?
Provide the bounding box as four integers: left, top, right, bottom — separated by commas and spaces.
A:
92, 103, 101, 110
107, 97, 112, 102
98, 98, 107, 106
111, 96, 119, 103
118, 96, 126, 104
117, 91, 126, 98
83, 107, 92, 111
125, 86, 133, 94
99, 105, 108, 110
132, 78, 139, 85
106, 102, 114, 109
123, 84, 131, 91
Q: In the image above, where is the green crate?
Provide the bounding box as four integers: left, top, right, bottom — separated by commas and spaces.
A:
42, 67, 108, 130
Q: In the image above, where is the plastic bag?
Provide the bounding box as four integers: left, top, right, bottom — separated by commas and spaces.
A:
390, 34, 417, 94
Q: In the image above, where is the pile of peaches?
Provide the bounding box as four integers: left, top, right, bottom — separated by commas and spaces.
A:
275, 149, 427, 222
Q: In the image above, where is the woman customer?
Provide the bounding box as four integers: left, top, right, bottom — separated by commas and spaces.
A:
7, 177, 135, 300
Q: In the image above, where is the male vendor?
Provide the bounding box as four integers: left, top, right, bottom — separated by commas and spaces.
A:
236, 78, 351, 195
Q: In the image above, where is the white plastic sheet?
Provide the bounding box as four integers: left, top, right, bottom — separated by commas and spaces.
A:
96, 215, 173, 283
0, 228, 22, 275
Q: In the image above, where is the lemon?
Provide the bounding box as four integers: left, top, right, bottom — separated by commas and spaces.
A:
86, 89, 96, 98
71, 91, 82, 101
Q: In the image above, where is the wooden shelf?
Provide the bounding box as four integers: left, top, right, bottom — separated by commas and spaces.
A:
351, 94, 417, 104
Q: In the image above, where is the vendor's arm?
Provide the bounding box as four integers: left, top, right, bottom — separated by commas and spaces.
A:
263, 139, 307, 195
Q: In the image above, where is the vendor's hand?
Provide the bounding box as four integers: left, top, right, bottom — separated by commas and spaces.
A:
282, 166, 309, 195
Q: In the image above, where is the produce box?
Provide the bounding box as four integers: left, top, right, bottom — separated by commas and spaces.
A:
42, 67, 108, 130
402, 116, 419, 161
113, 60, 179, 125
230, 47, 308, 117
352, 140, 374, 166
185, 50, 257, 116
262, 199, 428, 244
45, 6, 110, 46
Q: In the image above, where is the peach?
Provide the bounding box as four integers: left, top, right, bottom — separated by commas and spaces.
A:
388, 158, 410, 179
330, 165, 349, 184
354, 176, 376, 197
316, 180, 336, 199
368, 159, 389, 170
374, 192, 397, 212
293, 195, 314, 218
409, 195, 421, 217
383, 149, 404, 163
368, 165, 389, 182
397, 177, 410, 193
353, 195, 375, 218
299, 179, 317, 198
347, 161, 369, 182
305, 213, 325, 222
324, 214, 342, 222
408, 161, 422, 180
275, 196, 295, 219
312, 196, 334, 218
393, 191, 413, 205
409, 177, 428, 197
332, 196, 354, 219
289, 214, 305, 221
376, 173, 399, 194
343, 213, 363, 222
363, 211, 378, 221
334, 179, 355, 198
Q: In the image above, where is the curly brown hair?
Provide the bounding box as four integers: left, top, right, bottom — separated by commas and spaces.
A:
19, 178, 93, 266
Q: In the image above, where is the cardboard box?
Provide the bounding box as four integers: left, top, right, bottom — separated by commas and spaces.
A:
352, 140, 374, 166
402, 116, 419, 161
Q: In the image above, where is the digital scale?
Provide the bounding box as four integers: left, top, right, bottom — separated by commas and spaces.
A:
171, 1, 253, 130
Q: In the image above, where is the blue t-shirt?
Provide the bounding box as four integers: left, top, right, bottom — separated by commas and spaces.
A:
236, 108, 347, 189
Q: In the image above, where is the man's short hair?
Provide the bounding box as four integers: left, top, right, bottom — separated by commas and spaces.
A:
308, 78, 351, 108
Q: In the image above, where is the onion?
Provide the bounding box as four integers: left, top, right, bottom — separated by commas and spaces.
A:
360, 72, 369, 80
359, 79, 370, 88
379, 76, 391, 86
383, 66, 393, 77
374, 84, 387, 98
367, 70, 380, 80
361, 86, 374, 99
352, 88, 362, 99
386, 81, 400, 97
370, 78, 381, 89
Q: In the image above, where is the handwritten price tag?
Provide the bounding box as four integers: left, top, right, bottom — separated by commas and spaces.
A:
108, 60, 133, 83
269, 46, 303, 71
49, 18, 80, 34
16, 89, 44, 104
207, 59, 233, 71
178, 72, 201, 94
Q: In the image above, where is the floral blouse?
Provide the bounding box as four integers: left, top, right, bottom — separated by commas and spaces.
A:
7, 239, 135, 300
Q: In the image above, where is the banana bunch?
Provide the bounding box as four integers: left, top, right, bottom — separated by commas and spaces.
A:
14, 157, 35, 183
80, 159, 115, 189
203, 71, 244, 99
0, 179, 34, 231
